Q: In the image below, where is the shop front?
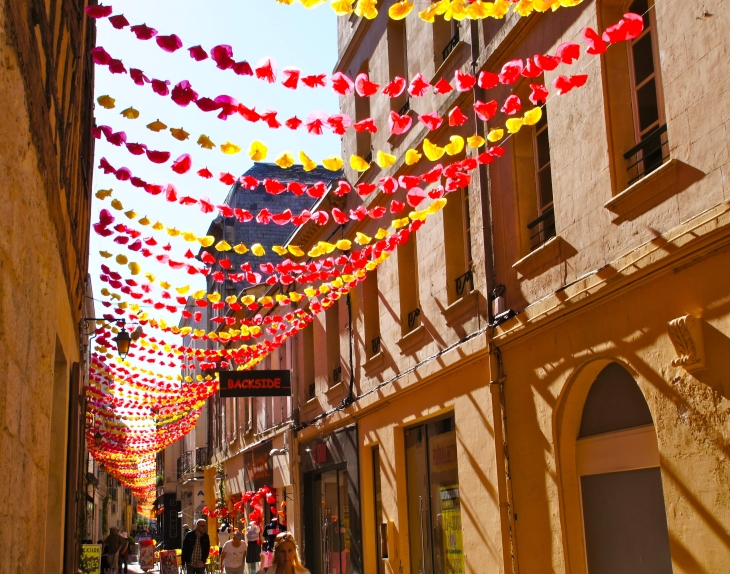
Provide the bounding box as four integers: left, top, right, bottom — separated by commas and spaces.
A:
299, 424, 361, 574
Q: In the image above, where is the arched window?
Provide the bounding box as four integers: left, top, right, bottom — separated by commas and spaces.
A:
577, 363, 673, 573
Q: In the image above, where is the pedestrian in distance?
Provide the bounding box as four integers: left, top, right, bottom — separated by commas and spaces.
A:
257, 532, 309, 574
220, 530, 247, 574
119, 532, 130, 574
183, 524, 191, 539
245, 520, 261, 574
181, 519, 210, 574
103, 527, 124, 574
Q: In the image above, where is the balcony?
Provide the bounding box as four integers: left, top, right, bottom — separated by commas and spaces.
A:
624, 123, 669, 185
177, 448, 209, 479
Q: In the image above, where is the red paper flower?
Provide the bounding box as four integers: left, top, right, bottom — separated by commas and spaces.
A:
85, 5, 113, 18
288, 182, 307, 196
151, 79, 171, 96
473, 99, 498, 121
285, 116, 302, 130
332, 208, 349, 225
257, 209, 272, 224
211, 45, 234, 70
369, 206, 386, 219
407, 187, 426, 207
419, 112, 443, 131
261, 111, 282, 129
108, 60, 126, 74
448, 106, 468, 127
499, 59, 523, 84
241, 176, 259, 189
130, 69, 150, 85
255, 57, 277, 83
126, 143, 147, 156
156, 34, 182, 53
331, 72, 354, 96
172, 154, 192, 174
165, 184, 178, 202
455, 70, 476, 92
91, 47, 112, 65
355, 73, 380, 97
311, 211, 329, 225
421, 164, 443, 183
428, 186, 445, 199
197, 168, 213, 179
390, 200, 405, 213
408, 73, 431, 97
388, 110, 412, 135
501, 94, 521, 115
478, 71, 499, 89
529, 83, 549, 105
107, 131, 126, 146
200, 198, 215, 213
327, 114, 351, 135
188, 45, 209, 61
302, 74, 327, 88
171, 81, 198, 107
602, 13, 644, 43
146, 150, 170, 164
238, 104, 260, 122
272, 210, 292, 225
233, 61, 253, 76
306, 111, 328, 135
354, 118, 378, 133
264, 179, 286, 194
556, 42, 581, 65
308, 182, 327, 199
334, 181, 351, 196
356, 183, 376, 196
534, 54, 560, 71
553, 74, 588, 95
399, 175, 421, 189
282, 68, 300, 89
433, 78, 453, 95
383, 76, 406, 98
220, 173, 237, 185
521, 57, 543, 78
108, 14, 129, 29
130, 24, 157, 40
380, 177, 398, 195
582, 27, 607, 55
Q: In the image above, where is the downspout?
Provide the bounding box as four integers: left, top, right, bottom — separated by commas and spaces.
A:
341, 291, 356, 408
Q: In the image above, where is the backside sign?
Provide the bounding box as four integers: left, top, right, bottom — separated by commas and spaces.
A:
218, 370, 292, 397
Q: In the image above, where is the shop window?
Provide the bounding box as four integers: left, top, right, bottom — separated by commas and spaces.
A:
405, 415, 464, 574
355, 60, 372, 161
577, 363, 672, 573
326, 302, 342, 386
397, 234, 420, 335
373, 446, 386, 574
302, 324, 316, 400
512, 100, 556, 254
443, 187, 473, 304
363, 269, 381, 359
602, 0, 667, 190
387, 19, 409, 112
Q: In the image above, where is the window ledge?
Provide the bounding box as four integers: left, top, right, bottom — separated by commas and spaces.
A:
430, 40, 469, 85
324, 381, 347, 400
363, 351, 385, 376
513, 235, 563, 278
443, 290, 480, 326
604, 158, 679, 217
300, 396, 320, 418
396, 324, 429, 355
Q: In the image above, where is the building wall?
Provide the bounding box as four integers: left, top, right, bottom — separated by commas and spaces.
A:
0, 1, 94, 573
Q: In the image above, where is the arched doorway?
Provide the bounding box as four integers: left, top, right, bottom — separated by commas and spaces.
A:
576, 363, 672, 573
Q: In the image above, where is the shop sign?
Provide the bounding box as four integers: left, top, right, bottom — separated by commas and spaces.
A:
244, 439, 274, 490
218, 370, 291, 397
80, 544, 102, 574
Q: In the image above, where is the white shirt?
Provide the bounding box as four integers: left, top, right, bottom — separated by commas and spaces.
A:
221, 540, 246, 568
218, 528, 230, 545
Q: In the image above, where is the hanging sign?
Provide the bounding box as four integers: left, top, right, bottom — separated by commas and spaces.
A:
218, 370, 292, 397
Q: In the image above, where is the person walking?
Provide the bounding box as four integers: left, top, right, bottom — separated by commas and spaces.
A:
258, 532, 309, 574
181, 519, 211, 574
220, 531, 247, 574
103, 527, 124, 574
245, 521, 261, 574
119, 532, 130, 574
219, 522, 231, 546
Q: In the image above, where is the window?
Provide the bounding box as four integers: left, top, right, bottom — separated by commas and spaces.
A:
397, 234, 420, 335
405, 415, 464, 574
443, 186, 473, 304
302, 324, 316, 400
355, 61, 372, 161
577, 363, 672, 574
387, 19, 408, 112
512, 99, 556, 253
433, 17, 459, 65
372, 446, 386, 574
363, 269, 381, 359
326, 302, 342, 385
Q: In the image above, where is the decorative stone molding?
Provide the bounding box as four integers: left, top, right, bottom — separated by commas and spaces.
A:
668, 315, 705, 372
396, 324, 429, 355
363, 351, 386, 377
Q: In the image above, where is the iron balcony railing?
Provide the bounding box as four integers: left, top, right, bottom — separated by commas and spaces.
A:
332, 366, 342, 383
624, 123, 669, 185
371, 336, 382, 356
177, 451, 192, 479
195, 447, 209, 468
408, 308, 421, 330
177, 447, 209, 478
398, 98, 411, 116
455, 269, 473, 297
442, 29, 460, 62
527, 206, 556, 251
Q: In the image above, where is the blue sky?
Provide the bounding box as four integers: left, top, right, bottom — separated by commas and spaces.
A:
90, 1, 342, 332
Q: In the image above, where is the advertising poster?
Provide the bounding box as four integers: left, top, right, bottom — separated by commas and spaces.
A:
80, 544, 102, 574
138, 538, 156, 571
440, 485, 465, 574
159, 550, 180, 574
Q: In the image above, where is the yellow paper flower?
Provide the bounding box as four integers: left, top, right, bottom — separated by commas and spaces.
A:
350, 154, 371, 172
301, 0, 327, 6
299, 151, 318, 171
444, 135, 465, 156
466, 0, 493, 19
249, 141, 268, 161
97, 95, 116, 109
152, 221, 164, 230
336, 239, 352, 250
128, 262, 141, 275
355, 232, 372, 245
423, 138, 446, 161
198, 236, 215, 247
241, 295, 256, 305
215, 240, 232, 252
182, 231, 197, 242
233, 243, 248, 254
124, 210, 137, 219
111, 199, 124, 210
405, 149, 422, 165
389, 1, 414, 19
197, 135, 216, 150
393, 217, 411, 229
116, 254, 128, 265
176, 285, 190, 295
288, 245, 305, 257
167, 227, 181, 237
170, 127, 190, 141
95, 189, 113, 199
138, 217, 151, 226
375, 228, 390, 239
208, 292, 221, 303
355, 0, 378, 18
276, 152, 296, 168
418, 2, 440, 21
376, 150, 397, 169
330, 0, 354, 15
289, 292, 303, 302
506, 118, 525, 134
272, 246, 289, 256
146, 119, 167, 132
467, 135, 486, 148
193, 290, 206, 300
120, 107, 139, 119
488, 128, 504, 142
251, 244, 266, 256
220, 141, 242, 155
522, 107, 543, 126
427, 198, 448, 213
322, 156, 344, 171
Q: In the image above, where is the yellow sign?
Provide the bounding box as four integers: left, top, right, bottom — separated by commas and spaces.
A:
440, 485, 465, 574
80, 544, 102, 574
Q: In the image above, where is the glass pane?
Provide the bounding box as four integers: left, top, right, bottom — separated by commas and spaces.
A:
636, 79, 660, 132
536, 127, 551, 169
373, 448, 385, 574
632, 33, 655, 86
538, 166, 554, 209
337, 470, 352, 574
630, 0, 651, 27
406, 427, 433, 574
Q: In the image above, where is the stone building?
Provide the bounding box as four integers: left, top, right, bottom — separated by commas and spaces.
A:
0, 1, 96, 573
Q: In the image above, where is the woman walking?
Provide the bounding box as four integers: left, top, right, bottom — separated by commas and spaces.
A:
259, 532, 309, 574
245, 521, 261, 574
220, 531, 247, 574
